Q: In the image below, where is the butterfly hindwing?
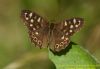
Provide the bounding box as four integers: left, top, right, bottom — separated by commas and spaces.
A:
50, 29, 70, 52
21, 10, 49, 48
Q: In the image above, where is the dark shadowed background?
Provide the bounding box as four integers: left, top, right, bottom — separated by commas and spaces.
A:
0, 0, 100, 69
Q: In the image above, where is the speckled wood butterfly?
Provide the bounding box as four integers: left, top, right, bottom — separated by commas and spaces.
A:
21, 10, 84, 52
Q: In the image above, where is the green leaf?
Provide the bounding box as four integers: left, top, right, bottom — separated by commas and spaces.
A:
49, 42, 99, 69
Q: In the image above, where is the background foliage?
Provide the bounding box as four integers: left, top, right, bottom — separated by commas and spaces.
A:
0, 0, 100, 69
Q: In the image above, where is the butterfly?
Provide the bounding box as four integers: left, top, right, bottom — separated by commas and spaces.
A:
21, 10, 84, 52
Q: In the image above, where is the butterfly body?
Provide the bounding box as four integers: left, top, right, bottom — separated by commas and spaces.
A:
21, 10, 84, 52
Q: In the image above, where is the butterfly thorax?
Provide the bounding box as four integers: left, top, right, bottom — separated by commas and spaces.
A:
48, 23, 55, 43
50, 23, 54, 29
49, 23, 55, 33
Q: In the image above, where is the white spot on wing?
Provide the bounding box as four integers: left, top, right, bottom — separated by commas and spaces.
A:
78, 20, 81, 25
70, 25, 74, 28
33, 28, 36, 30
65, 37, 68, 40
75, 24, 78, 27
73, 18, 76, 24
78, 20, 81, 23
66, 32, 68, 35
30, 24, 33, 27
69, 30, 73, 32
30, 19, 34, 23
61, 36, 64, 39
24, 13, 27, 15
29, 13, 33, 18
37, 17, 41, 22
24, 13, 29, 20
25, 17, 29, 20
64, 21, 67, 26
35, 32, 39, 35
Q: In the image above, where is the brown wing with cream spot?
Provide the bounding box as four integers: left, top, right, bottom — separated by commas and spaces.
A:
50, 18, 84, 52
63, 18, 84, 36
21, 10, 49, 48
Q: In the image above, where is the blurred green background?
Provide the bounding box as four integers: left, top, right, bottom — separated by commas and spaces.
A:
0, 0, 100, 69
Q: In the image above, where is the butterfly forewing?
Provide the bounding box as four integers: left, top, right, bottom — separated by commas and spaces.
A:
21, 10, 49, 48
62, 18, 84, 36
49, 18, 84, 52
